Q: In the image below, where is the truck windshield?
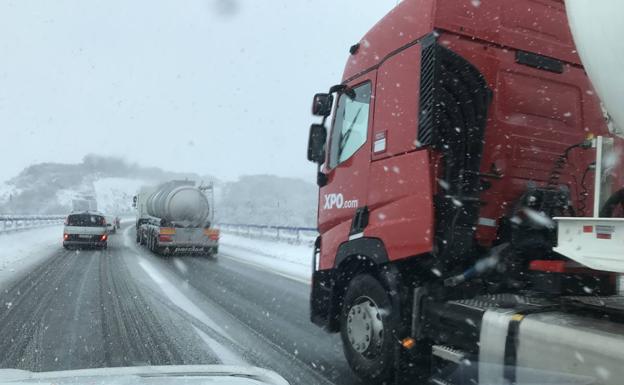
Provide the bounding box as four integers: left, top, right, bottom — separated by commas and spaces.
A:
66, 214, 105, 227
328, 82, 372, 168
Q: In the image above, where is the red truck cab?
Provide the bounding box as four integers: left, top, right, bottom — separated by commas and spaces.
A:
307, 0, 624, 381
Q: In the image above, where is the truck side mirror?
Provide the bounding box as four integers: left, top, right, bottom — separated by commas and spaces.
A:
307, 124, 327, 164
312, 93, 333, 117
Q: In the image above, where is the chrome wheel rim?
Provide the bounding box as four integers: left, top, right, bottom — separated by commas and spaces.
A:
346, 296, 384, 357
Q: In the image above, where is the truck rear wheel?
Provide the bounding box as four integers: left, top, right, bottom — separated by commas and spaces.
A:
340, 274, 399, 383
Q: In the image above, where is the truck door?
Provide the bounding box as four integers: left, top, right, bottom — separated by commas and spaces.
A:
318, 75, 375, 269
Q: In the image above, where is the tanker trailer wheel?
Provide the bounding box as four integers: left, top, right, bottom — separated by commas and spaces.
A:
146, 233, 153, 251
150, 235, 164, 256
340, 274, 400, 383
149, 235, 160, 255
204, 248, 218, 260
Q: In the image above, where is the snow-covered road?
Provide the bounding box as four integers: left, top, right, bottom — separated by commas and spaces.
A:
0, 224, 355, 385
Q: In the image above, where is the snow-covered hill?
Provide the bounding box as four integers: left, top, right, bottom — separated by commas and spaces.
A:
0, 155, 212, 215
0, 155, 318, 227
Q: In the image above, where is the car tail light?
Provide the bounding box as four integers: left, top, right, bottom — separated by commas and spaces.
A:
63, 233, 69, 240
100, 234, 108, 241
159, 234, 173, 242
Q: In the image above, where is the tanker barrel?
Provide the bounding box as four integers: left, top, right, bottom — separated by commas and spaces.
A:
566, 0, 624, 132
146, 182, 210, 226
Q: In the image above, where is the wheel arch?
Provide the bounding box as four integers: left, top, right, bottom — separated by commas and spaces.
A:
326, 237, 402, 332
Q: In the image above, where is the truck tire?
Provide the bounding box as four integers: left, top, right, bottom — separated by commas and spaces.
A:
150, 235, 162, 255
136, 231, 140, 243
148, 235, 155, 252
340, 274, 399, 383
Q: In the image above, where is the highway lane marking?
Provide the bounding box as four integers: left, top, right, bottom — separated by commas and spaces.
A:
123, 226, 339, 385
123, 225, 237, 343
137, 257, 235, 342
191, 325, 245, 365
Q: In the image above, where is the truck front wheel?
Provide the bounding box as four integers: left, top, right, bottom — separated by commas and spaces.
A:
340, 274, 399, 383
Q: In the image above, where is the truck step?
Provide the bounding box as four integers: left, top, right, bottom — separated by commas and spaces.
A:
432, 345, 466, 364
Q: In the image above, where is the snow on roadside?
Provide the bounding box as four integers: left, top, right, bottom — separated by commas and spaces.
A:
0, 225, 63, 289
219, 233, 312, 283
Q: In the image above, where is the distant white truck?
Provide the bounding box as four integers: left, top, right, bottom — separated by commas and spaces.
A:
71, 196, 98, 212
133, 181, 219, 257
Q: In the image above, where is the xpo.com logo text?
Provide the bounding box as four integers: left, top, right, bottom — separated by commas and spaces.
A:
323, 193, 359, 210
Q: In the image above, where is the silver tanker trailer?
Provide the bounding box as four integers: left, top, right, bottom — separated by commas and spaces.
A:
133, 181, 219, 257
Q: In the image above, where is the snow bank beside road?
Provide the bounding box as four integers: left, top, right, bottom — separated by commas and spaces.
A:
219, 233, 312, 284
0, 225, 63, 288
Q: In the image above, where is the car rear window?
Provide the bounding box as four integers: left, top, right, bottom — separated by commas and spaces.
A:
66, 214, 105, 227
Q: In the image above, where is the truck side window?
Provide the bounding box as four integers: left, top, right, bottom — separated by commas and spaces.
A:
328, 82, 372, 168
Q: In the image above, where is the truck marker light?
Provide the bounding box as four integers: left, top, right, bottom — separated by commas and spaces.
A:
63, 233, 69, 240
511, 314, 525, 322
583, 225, 593, 233
401, 337, 416, 349
159, 234, 173, 242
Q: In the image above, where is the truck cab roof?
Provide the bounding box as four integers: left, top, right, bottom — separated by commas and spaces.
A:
344, 0, 578, 82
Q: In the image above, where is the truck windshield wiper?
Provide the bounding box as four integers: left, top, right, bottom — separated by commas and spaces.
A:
339, 106, 362, 153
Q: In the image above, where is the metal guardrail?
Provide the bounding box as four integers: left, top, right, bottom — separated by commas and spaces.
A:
217, 223, 318, 244
0, 215, 65, 234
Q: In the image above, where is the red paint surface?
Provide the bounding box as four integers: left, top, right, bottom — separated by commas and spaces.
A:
529, 260, 566, 273
317, 0, 614, 269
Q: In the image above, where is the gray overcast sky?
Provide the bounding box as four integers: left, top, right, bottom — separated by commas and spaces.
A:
0, 0, 397, 183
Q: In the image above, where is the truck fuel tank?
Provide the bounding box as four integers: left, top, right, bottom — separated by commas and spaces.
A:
480, 304, 624, 385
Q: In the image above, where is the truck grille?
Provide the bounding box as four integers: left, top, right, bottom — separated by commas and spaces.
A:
417, 34, 437, 147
